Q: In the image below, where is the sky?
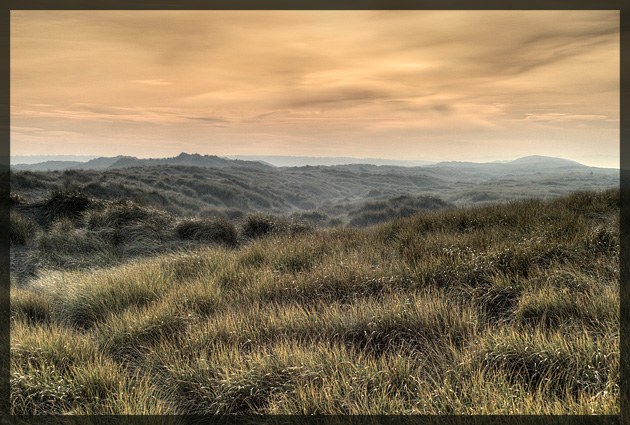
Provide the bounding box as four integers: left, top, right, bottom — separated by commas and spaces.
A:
10, 11, 620, 168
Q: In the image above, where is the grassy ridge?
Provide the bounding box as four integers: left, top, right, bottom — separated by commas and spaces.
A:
10, 188, 619, 414
10, 161, 617, 221
9, 189, 317, 285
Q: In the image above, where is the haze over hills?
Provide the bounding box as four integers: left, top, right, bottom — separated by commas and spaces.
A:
11, 156, 135, 172
433, 155, 584, 168
225, 155, 434, 168
9, 152, 617, 172
11, 155, 100, 165
10, 153, 273, 172
10, 152, 619, 228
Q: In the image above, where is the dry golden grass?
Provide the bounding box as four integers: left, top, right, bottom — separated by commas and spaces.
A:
10, 188, 619, 414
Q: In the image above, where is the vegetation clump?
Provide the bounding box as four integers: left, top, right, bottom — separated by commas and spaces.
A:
84, 200, 174, 248
43, 188, 93, 222
175, 217, 238, 246
242, 213, 281, 238
85, 199, 170, 229
242, 213, 313, 239
348, 195, 452, 227
10, 211, 37, 245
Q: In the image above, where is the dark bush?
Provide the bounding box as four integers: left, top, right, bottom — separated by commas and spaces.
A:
242, 213, 279, 239
43, 188, 92, 221
175, 217, 238, 246
34, 218, 114, 270
242, 213, 313, 239
10, 171, 47, 190
86, 199, 168, 229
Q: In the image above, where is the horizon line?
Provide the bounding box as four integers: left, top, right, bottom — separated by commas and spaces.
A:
9, 152, 621, 169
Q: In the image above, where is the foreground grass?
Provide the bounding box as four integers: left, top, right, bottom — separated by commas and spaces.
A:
10, 189, 619, 414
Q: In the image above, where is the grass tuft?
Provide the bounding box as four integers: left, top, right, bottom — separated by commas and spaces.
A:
43, 188, 93, 222
10, 211, 37, 245
175, 217, 238, 246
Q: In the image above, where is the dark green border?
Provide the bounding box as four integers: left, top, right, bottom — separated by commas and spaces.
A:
2, 4, 10, 420
619, 9, 628, 425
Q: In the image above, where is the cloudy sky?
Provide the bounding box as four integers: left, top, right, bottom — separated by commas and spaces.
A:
11, 11, 619, 167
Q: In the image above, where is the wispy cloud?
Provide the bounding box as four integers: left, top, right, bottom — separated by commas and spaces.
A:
130, 79, 172, 86
10, 11, 619, 166
522, 113, 610, 122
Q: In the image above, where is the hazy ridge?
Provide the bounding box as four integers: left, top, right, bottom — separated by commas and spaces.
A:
10, 152, 616, 172
10, 154, 618, 220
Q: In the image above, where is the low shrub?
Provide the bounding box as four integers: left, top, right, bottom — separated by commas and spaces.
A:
513, 284, 618, 331
465, 328, 618, 398
85, 200, 174, 247
94, 302, 190, 362
242, 213, 280, 239
11, 320, 169, 414
85, 199, 169, 229
43, 188, 92, 221
175, 218, 238, 246
242, 213, 312, 239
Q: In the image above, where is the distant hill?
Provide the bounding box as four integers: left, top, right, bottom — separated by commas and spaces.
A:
11, 156, 135, 172
226, 155, 433, 167
80, 155, 135, 170
508, 155, 585, 167
11, 153, 273, 171
107, 153, 273, 170
418, 155, 601, 181
11, 155, 99, 165
9, 153, 617, 183
10, 153, 618, 221
434, 155, 585, 169
11, 161, 85, 172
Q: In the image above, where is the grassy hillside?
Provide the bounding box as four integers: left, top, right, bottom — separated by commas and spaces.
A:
10, 160, 617, 221
9, 187, 320, 286
10, 188, 619, 414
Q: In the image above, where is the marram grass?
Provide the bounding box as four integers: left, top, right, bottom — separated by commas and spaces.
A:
10, 188, 619, 414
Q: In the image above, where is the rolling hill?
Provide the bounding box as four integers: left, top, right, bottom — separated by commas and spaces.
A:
10, 154, 619, 220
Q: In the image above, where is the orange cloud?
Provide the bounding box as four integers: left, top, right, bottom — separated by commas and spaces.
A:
10, 11, 619, 167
